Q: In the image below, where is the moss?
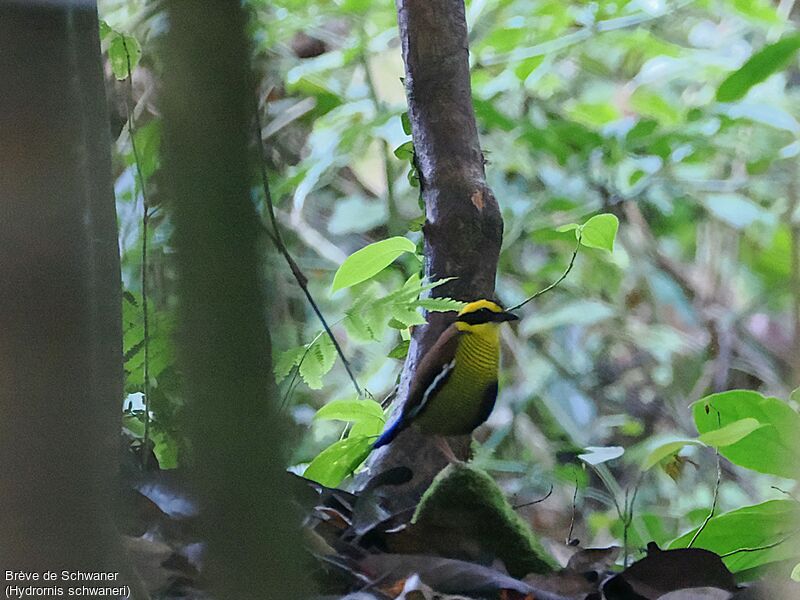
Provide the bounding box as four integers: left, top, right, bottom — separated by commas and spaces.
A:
412, 463, 557, 577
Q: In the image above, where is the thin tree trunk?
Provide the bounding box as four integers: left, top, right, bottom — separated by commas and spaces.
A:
162, 2, 308, 597
0, 0, 123, 585
365, 0, 503, 505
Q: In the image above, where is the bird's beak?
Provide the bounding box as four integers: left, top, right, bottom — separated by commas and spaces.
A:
496, 311, 519, 322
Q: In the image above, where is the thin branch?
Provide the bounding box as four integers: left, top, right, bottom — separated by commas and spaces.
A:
122, 36, 152, 469
513, 484, 554, 510
622, 475, 642, 567
689, 411, 723, 548
771, 485, 800, 503
566, 477, 579, 545
253, 95, 362, 397
508, 234, 581, 312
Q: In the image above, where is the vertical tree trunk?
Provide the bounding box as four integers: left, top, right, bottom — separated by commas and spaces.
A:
162, 2, 308, 597
365, 0, 503, 504
0, 0, 123, 583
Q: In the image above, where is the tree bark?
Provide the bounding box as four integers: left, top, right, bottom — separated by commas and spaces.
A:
162, 2, 308, 597
365, 0, 503, 505
0, 0, 123, 585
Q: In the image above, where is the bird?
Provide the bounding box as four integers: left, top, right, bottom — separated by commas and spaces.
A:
372, 299, 518, 460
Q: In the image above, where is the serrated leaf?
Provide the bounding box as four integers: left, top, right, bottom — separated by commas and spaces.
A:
298, 334, 336, 389
697, 418, 763, 447
579, 213, 619, 252
390, 303, 427, 327
717, 34, 800, 103
304, 435, 374, 487
274, 346, 306, 383
345, 298, 388, 341
388, 340, 410, 359
332, 237, 416, 292
578, 445, 624, 466
643, 439, 705, 470
108, 33, 142, 80
414, 297, 466, 312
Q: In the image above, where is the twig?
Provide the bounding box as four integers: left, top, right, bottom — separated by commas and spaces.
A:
689, 410, 723, 548
508, 234, 582, 312
513, 484, 554, 510
253, 95, 362, 397
122, 36, 152, 469
622, 475, 642, 567
771, 485, 800, 503
566, 477, 579, 545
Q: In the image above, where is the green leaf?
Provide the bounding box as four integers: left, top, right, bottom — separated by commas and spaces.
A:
273, 346, 306, 383
669, 500, 800, 573
332, 236, 416, 292
387, 318, 408, 330
394, 140, 414, 161
579, 213, 619, 252
298, 334, 337, 389
556, 223, 579, 233
152, 430, 178, 470
388, 340, 410, 359
401, 112, 412, 135
108, 33, 142, 80
697, 418, 764, 447
791, 562, 800, 582
643, 439, 705, 470
99, 20, 113, 41
304, 435, 374, 487
131, 120, 162, 180
717, 34, 800, 103
314, 398, 385, 425
692, 390, 800, 478
344, 291, 389, 341
578, 446, 624, 466
390, 303, 427, 327
414, 297, 466, 312
351, 418, 384, 438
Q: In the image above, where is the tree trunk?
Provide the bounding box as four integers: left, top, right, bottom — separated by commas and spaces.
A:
365, 0, 503, 505
162, 2, 308, 597
0, 0, 123, 585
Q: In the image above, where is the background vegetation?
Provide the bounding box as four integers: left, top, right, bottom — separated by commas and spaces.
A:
98, 0, 800, 594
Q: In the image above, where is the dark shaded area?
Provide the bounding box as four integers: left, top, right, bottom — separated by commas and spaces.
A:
0, 1, 123, 585
366, 0, 505, 506
161, 1, 308, 597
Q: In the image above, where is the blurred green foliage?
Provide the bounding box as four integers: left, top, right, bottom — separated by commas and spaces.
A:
101, 0, 800, 575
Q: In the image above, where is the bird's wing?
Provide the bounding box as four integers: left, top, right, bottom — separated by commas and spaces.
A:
403, 324, 462, 421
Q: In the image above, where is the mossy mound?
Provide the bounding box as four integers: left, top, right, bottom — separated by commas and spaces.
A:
411, 463, 557, 577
